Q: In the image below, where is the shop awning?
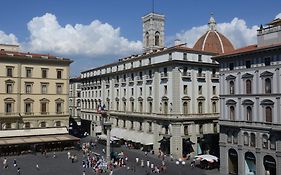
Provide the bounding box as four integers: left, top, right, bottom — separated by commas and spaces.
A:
0, 134, 79, 146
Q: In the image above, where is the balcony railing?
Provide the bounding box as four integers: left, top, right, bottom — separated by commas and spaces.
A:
197, 73, 206, 79
182, 72, 191, 78
137, 76, 143, 83
161, 72, 168, 79
146, 75, 153, 81
211, 73, 219, 80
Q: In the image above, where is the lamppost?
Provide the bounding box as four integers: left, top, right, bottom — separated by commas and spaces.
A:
101, 111, 112, 164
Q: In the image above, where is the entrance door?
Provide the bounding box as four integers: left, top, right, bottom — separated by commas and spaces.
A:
228, 149, 238, 174
263, 155, 276, 175
245, 152, 256, 175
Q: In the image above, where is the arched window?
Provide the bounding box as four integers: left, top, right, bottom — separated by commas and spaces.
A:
246, 80, 252, 94
265, 78, 271, 93
230, 106, 235, 120
183, 102, 188, 115
250, 133, 256, 147
229, 81, 235, 94
163, 102, 168, 114
139, 101, 143, 113
246, 106, 252, 121
212, 102, 217, 113
265, 106, 272, 122
116, 101, 119, 111
131, 102, 134, 112
123, 102, 126, 112
244, 132, 249, 146
155, 31, 160, 46
149, 102, 153, 114
145, 32, 149, 47
198, 102, 203, 114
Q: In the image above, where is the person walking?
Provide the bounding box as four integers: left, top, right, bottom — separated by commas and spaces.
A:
17, 167, 21, 175
67, 151, 71, 159
36, 164, 40, 170
53, 152, 56, 158
13, 159, 17, 167
3, 157, 7, 169
140, 159, 144, 167
82, 170, 86, 175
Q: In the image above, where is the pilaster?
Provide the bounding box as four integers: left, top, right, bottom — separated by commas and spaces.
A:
170, 123, 182, 159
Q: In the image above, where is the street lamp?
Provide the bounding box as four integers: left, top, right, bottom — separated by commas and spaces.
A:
101, 111, 112, 164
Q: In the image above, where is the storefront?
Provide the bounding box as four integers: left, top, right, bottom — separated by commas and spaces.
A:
244, 152, 256, 175
228, 148, 238, 175
263, 155, 276, 175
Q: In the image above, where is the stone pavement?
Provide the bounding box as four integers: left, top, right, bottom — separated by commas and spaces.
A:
0, 136, 221, 175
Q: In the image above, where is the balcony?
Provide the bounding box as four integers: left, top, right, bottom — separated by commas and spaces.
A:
114, 80, 119, 87
211, 73, 219, 80
146, 75, 153, 82
182, 72, 191, 79
136, 76, 143, 83
161, 72, 168, 79
121, 79, 126, 86
128, 77, 134, 84
197, 73, 206, 80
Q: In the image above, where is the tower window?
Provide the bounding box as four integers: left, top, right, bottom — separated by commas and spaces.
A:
155, 31, 160, 46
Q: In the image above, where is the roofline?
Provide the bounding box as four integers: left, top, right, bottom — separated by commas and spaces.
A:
81, 45, 217, 74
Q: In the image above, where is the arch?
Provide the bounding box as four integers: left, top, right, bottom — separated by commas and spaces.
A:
260, 99, 274, 106
155, 31, 160, 46
263, 155, 276, 175
228, 148, 238, 174
244, 152, 256, 175
246, 106, 252, 121
230, 106, 235, 120
242, 99, 254, 105
226, 99, 237, 105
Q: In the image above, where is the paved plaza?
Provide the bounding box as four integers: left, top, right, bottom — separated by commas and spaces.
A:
0, 136, 220, 175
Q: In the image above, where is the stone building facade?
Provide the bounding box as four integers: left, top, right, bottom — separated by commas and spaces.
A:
214, 18, 281, 175
69, 77, 82, 125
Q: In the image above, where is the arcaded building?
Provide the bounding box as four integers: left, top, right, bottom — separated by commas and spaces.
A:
214, 18, 281, 175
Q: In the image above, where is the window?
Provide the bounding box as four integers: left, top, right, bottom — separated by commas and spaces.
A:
24, 122, 30, 129
198, 55, 202, 62
139, 101, 143, 113
183, 102, 188, 115
25, 84, 32, 94
123, 89, 126, 96
265, 107, 272, 122
245, 60, 251, 68
212, 86, 216, 95
199, 124, 203, 134
41, 68, 48, 78
212, 102, 217, 113
148, 70, 152, 78
164, 67, 168, 76
139, 71, 143, 80
198, 102, 203, 114
25, 102, 32, 114
230, 106, 235, 120
184, 126, 188, 135
56, 84, 63, 94
116, 89, 119, 96
229, 81, 235, 94
265, 78, 271, 94
139, 60, 142, 67
130, 121, 134, 129
244, 132, 249, 146
183, 85, 188, 94
148, 58, 151, 65
149, 87, 152, 96
148, 122, 152, 132
6, 84, 13, 93
57, 69, 62, 79
41, 102, 47, 114
169, 53, 172, 60
56, 102, 62, 114
145, 32, 149, 46
131, 88, 134, 96
140, 87, 143, 96
5, 103, 12, 113
40, 122, 46, 128
233, 132, 238, 144
246, 80, 252, 94
262, 135, 269, 149
6, 67, 13, 77
183, 53, 187, 60
123, 102, 126, 111
229, 63, 234, 70
246, 106, 252, 121
155, 31, 160, 46
227, 131, 232, 143
116, 101, 119, 111
265, 57, 271, 66
149, 102, 153, 114
198, 85, 202, 95
123, 120, 126, 128
164, 85, 167, 95
41, 84, 47, 94
26, 68, 32, 78
131, 102, 134, 112
250, 133, 256, 147
131, 62, 133, 68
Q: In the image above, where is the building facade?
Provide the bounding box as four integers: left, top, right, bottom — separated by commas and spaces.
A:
69, 77, 82, 125
0, 44, 76, 153
78, 14, 232, 159
215, 18, 281, 175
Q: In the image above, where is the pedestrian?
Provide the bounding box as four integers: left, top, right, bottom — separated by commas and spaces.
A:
135, 157, 139, 163
145, 151, 148, 156
82, 170, 86, 175
146, 160, 150, 167
13, 159, 17, 167
109, 169, 113, 175
36, 164, 40, 170
3, 157, 7, 169
150, 163, 154, 169
140, 159, 144, 167
53, 152, 56, 158
17, 167, 21, 175
170, 153, 174, 161
102, 148, 105, 154
67, 151, 71, 159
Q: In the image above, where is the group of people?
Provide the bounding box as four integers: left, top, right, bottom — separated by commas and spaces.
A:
2, 158, 21, 174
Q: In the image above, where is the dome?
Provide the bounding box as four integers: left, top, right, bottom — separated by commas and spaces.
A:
193, 15, 235, 54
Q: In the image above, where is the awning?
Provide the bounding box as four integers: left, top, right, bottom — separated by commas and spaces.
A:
0, 134, 79, 146
97, 134, 120, 141
140, 133, 154, 145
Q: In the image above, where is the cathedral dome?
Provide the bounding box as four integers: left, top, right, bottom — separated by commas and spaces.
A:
193, 15, 235, 54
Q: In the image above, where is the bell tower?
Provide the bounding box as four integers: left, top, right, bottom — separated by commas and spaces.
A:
142, 12, 165, 51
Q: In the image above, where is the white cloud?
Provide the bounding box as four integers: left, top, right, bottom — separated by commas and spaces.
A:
175, 17, 259, 49
0, 31, 19, 45
23, 13, 142, 56
276, 13, 281, 19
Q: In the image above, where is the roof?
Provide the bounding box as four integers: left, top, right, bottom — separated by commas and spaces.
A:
193, 15, 235, 54
81, 44, 217, 74
213, 43, 281, 60
0, 50, 72, 63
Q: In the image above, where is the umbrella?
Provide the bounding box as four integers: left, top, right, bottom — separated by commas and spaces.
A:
194, 155, 218, 163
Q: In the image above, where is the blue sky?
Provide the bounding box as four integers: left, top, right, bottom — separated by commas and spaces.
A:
0, 0, 280, 76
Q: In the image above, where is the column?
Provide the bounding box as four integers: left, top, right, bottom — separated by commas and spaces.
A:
153, 70, 160, 113
170, 123, 182, 159
106, 127, 111, 163
256, 149, 264, 175
171, 67, 181, 114
219, 143, 228, 175
238, 146, 244, 175
153, 122, 160, 153
277, 97, 281, 123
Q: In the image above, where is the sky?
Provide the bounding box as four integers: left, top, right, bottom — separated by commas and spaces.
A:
0, 0, 280, 76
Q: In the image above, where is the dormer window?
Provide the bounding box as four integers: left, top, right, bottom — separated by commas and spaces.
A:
229, 63, 234, 70
264, 57, 271, 66
245, 60, 251, 68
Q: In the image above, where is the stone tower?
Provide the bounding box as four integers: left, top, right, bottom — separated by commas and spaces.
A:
142, 13, 165, 51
